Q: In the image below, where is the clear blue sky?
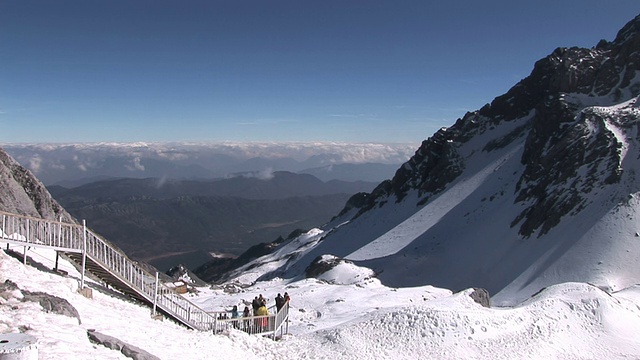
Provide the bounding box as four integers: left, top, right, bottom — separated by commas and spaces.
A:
1, 1, 639, 144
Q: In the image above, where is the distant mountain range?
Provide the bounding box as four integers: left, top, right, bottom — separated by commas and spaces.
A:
48, 172, 377, 271
48, 171, 376, 200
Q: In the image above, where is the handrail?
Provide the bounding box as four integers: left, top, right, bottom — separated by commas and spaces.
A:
0, 211, 218, 331
0, 210, 291, 336
0, 211, 84, 252
212, 301, 290, 339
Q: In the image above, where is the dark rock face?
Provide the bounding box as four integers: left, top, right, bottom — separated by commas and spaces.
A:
305, 255, 344, 278
513, 101, 631, 236
341, 14, 640, 238
468, 288, 491, 308
348, 127, 465, 216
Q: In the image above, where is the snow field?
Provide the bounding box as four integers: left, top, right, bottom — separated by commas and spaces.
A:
2, 240, 640, 359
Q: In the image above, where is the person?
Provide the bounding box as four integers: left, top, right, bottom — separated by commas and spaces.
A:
230, 305, 239, 318
284, 292, 290, 303
255, 304, 269, 316
242, 306, 251, 332
230, 305, 239, 329
252, 296, 260, 314
255, 302, 269, 332
258, 294, 266, 307
275, 293, 284, 311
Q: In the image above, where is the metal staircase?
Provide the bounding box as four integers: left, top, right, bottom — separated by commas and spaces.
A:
0, 211, 290, 336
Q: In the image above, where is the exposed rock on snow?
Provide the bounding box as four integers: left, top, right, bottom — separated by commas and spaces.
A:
21, 291, 82, 325
305, 255, 343, 278
305, 255, 375, 285
467, 288, 491, 308
87, 330, 161, 360
0, 280, 81, 325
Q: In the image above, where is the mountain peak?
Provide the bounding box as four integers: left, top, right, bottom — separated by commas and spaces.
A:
612, 13, 640, 47
289, 14, 640, 303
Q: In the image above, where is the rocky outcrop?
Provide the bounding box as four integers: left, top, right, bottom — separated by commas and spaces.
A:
305, 255, 344, 278
0, 280, 82, 324
468, 288, 491, 308
0, 147, 74, 222
87, 330, 160, 360
21, 290, 82, 325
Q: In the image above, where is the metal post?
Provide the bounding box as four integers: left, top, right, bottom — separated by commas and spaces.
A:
3, 214, 7, 250
54, 252, 59, 272
153, 272, 159, 316
81, 220, 87, 290
24, 219, 29, 265
58, 217, 62, 248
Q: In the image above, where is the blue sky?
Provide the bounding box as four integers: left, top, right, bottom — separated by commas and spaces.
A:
1, 1, 639, 144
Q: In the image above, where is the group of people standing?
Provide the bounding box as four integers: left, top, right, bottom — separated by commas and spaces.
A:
225, 292, 290, 333
251, 294, 268, 316
275, 292, 290, 311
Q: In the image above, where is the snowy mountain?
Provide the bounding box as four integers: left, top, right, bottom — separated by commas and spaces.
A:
232, 14, 640, 306
3, 13, 640, 360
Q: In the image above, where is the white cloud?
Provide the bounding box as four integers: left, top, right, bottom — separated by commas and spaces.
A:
2, 142, 419, 165
256, 167, 274, 180
125, 157, 145, 172
28, 155, 42, 174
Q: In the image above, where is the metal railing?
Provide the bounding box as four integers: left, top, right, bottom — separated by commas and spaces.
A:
0, 210, 291, 337
0, 211, 217, 331
1, 211, 84, 252
212, 302, 290, 339
0, 211, 289, 339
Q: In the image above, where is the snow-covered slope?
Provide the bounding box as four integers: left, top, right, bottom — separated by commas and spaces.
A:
243, 14, 640, 306
3, 244, 640, 359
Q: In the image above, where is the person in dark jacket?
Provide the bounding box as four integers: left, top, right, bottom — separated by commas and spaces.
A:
275, 293, 284, 311
252, 296, 260, 314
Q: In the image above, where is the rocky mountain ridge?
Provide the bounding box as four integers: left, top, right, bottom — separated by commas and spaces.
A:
233, 14, 640, 304
350, 14, 640, 238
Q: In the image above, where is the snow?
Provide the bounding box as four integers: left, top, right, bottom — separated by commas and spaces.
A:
346, 143, 523, 261
2, 244, 640, 359
237, 95, 640, 315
